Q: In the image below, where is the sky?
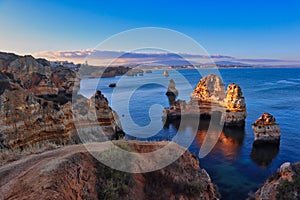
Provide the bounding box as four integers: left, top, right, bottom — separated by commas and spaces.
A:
0, 0, 300, 60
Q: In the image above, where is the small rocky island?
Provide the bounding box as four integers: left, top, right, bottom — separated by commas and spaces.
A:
164, 74, 247, 128
252, 113, 281, 144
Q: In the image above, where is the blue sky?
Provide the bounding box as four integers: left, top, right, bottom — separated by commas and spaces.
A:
0, 0, 299, 59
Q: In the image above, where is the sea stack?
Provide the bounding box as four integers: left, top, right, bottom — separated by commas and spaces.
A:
252, 113, 280, 144
163, 70, 169, 77
190, 74, 225, 104
223, 83, 247, 127
163, 74, 247, 128
165, 79, 178, 106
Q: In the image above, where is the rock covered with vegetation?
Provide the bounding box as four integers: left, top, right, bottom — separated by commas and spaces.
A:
253, 162, 300, 200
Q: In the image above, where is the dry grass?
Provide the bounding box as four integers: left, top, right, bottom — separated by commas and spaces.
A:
0, 142, 62, 166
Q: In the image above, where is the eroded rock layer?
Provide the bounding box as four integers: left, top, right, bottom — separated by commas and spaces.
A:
190, 74, 225, 103
164, 74, 247, 128
252, 113, 280, 143
0, 52, 124, 150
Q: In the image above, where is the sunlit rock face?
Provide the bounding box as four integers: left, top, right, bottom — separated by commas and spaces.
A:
223, 83, 247, 127
191, 74, 225, 103
165, 74, 247, 128
224, 83, 246, 111
0, 52, 124, 150
252, 113, 280, 144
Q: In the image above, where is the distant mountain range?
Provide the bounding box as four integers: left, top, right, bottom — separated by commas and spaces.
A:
33, 50, 300, 68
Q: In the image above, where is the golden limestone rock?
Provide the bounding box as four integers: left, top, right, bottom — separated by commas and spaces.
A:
222, 83, 247, 127
164, 74, 247, 128
225, 83, 246, 111
190, 74, 225, 104
252, 113, 280, 143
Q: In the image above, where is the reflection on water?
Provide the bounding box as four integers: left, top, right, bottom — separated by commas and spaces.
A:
166, 119, 245, 161
250, 142, 280, 167
195, 126, 245, 161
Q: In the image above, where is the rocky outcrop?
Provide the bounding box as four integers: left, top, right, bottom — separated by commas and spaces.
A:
0, 141, 220, 200
224, 83, 246, 111
190, 74, 225, 104
0, 52, 124, 150
223, 83, 247, 127
164, 74, 247, 128
253, 162, 300, 200
166, 79, 179, 106
252, 113, 280, 144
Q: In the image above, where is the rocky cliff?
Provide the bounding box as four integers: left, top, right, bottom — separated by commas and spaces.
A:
0, 140, 220, 200
253, 162, 300, 200
0, 52, 124, 150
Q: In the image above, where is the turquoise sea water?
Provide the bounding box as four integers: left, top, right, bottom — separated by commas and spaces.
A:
79, 68, 300, 199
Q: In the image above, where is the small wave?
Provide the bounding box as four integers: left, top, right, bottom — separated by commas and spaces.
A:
276, 80, 299, 85
289, 78, 300, 82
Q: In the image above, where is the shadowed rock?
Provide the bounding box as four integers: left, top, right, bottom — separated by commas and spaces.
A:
165, 79, 179, 106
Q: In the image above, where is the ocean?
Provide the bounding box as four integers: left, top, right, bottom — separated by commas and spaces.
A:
79, 68, 300, 199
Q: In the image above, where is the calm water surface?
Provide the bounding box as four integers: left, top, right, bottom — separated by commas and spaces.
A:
79, 68, 300, 200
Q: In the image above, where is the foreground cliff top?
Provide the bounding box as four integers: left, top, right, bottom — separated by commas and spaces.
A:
0, 140, 220, 200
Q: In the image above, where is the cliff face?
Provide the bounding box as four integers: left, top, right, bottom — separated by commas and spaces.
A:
253, 162, 300, 200
0, 141, 220, 200
0, 52, 123, 150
